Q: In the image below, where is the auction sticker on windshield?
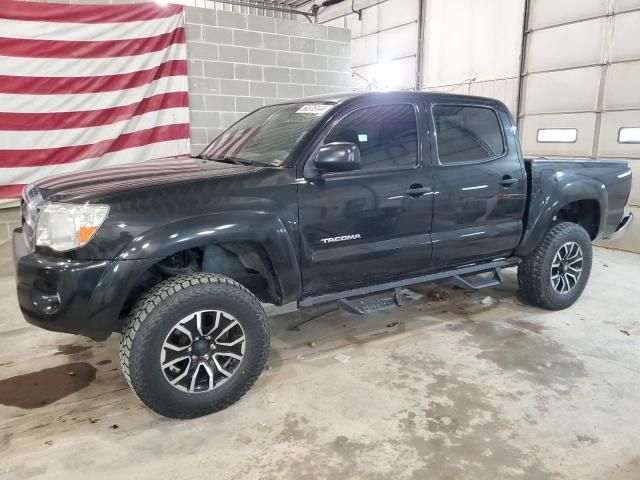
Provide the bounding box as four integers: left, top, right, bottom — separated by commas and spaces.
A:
296, 104, 333, 115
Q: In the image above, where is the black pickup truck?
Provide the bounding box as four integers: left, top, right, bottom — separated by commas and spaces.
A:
13, 91, 633, 418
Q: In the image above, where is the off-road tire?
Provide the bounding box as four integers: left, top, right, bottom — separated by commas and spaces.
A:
119, 273, 270, 419
518, 222, 592, 310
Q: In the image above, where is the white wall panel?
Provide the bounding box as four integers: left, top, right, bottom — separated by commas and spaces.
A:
336, 0, 419, 88
378, 22, 417, 62
385, 56, 417, 89
352, 34, 378, 67
614, 0, 640, 13
317, 0, 387, 23
422, 0, 524, 87
468, 77, 519, 114
530, 0, 607, 29
359, 5, 379, 36
344, 12, 365, 36
379, 0, 419, 30
323, 17, 344, 29
352, 64, 376, 90
603, 61, 640, 110
527, 18, 606, 73
610, 11, 640, 62
627, 161, 640, 205
521, 113, 597, 157
598, 110, 640, 159
343, 11, 366, 37
524, 67, 602, 114
353, 56, 416, 90
427, 84, 469, 95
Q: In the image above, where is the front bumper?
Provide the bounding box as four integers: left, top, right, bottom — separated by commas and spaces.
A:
13, 227, 112, 339
13, 227, 156, 340
608, 212, 634, 241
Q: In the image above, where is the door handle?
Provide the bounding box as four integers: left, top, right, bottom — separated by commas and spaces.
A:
405, 184, 432, 197
499, 176, 519, 187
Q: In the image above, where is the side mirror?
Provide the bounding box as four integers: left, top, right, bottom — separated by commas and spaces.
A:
314, 142, 361, 173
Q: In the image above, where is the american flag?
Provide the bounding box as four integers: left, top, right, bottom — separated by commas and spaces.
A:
0, 0, 191, 205
202, 126, 263, 160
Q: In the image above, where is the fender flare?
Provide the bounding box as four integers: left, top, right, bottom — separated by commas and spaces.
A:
120, 212, 302, 303
86, 212, 301, 332
516, 175, 607, 257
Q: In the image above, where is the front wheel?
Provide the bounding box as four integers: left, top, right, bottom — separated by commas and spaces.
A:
518, 222, 593, 310
119, 273, 270, 419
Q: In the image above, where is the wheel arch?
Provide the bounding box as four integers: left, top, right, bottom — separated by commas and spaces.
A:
88, 213, 302, 334
517, 177, 606, 256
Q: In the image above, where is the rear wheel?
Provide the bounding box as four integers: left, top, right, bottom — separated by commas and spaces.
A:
120, 273, 269, 419
518, 222, 593, 310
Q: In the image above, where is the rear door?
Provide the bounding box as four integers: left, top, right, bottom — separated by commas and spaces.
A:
428, 101, 526, 268
298, 102, 434, 295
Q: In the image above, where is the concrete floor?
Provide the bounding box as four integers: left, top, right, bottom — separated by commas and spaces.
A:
1, 244, 640, 480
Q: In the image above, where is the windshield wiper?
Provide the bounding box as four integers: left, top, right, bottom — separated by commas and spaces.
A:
194, 154, 254, 166
232, 157, 254, 165
212, 156, 254, 166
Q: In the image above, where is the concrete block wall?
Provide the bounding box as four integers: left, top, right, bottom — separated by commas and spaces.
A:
184, 6, 352, 153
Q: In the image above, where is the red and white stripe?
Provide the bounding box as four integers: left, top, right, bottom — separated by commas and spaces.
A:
203, 127, 263, 160
0, 0, 190, 204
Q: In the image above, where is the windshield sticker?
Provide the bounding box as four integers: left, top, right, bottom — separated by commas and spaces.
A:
296, 104, 333, 115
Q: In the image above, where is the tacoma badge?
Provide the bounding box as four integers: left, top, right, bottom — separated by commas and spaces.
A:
320, 234, 362, 244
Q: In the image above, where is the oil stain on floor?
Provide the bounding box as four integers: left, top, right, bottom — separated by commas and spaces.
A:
0, 362, 96, 409
53, 344, 93, 356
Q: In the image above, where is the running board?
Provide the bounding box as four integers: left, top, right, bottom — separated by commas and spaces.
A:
299, 258, 519, 312
336, 287, 404, 316
450, 266, 504, 291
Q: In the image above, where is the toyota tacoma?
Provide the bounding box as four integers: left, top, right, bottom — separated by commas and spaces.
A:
13, 92, 634, 418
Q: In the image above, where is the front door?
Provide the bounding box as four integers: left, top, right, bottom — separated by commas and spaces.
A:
298, 103, 434, 296
428, 101, 526, 268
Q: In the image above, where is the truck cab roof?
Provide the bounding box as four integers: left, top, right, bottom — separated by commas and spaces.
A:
275, 90, 508, 109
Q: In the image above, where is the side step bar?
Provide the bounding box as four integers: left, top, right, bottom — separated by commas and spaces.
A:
451, 266, 504, 290
336, 287, 404, 316
298, 258, 519, 313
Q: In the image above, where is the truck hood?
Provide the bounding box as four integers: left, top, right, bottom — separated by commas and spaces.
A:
33, 156, 264, 202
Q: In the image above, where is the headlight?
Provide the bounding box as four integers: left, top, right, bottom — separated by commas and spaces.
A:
36, 203, 109, 252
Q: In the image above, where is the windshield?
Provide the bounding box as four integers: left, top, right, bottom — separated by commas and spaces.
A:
200, 103, 334, 166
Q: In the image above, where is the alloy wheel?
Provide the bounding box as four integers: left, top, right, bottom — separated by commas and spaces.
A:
550, 241, 583, 294
160, 310, 246, 393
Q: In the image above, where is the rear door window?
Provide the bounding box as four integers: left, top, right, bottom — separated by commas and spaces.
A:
432, 105, 505, 164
